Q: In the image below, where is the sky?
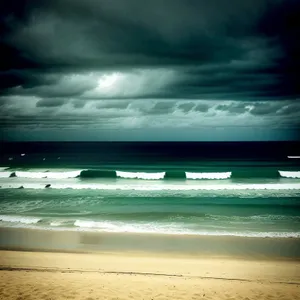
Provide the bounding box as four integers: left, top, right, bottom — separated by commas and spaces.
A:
0, 0, 300, 141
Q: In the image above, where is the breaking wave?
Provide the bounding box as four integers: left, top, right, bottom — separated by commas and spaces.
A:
116, 171, 166, 180
279, 171, 300, 178
14, 170, 83, 179
0, 172, 12, 178
186, 172, 231, 179
1, 168, 299, 180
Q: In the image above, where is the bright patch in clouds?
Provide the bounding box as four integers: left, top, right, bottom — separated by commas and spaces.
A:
97, 73, 122, 92
82, 69, 175, 98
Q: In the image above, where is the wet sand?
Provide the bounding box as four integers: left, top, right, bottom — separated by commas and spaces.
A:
1, 227, 300, 258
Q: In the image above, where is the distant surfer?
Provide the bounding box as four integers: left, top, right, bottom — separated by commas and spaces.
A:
45, 184, 51, 188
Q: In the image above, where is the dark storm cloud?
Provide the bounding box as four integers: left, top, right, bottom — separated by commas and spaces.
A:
36, 98, 67, 107
1, 0, 300, 141
194, 103, 210, 113
147, 101, 176, 115
0, 114, 99, 129
0, 0, 262, 68
249, 102, 300, 117
72, 100, 86, 109
215, 103, 249, 114
277, 103, 300, 116
0, 97, 9, 106
0, 107, 127, 129
178, 102, 195, 113
96, 101, 130, 110
209, 101, 300, 119
0, 0, 299, 100
1, 96, 300, 140
249, 103, 277, 116
0, 70, 53, 91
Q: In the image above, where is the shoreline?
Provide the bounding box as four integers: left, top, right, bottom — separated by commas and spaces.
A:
1, 226, 300, 260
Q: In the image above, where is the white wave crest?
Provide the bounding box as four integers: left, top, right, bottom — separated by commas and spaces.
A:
116, 171, 165, 180
15, 170, 83, 179
0, 171, 12, 178
186, 172, 231, 179
0, 167, 9, 171
0, 215, 41, 224
279, 171, 300, 179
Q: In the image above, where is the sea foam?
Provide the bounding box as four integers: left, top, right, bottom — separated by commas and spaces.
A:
2, 182, 300, 190
0, 215, 41, 224
0, 216, 298, 238
73, 219, 300, 237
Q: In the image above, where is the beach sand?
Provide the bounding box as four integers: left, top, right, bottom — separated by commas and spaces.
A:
0, 250, 300, 300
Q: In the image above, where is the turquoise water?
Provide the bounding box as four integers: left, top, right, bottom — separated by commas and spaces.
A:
0, 187, 300, 237
0, 142, 300, 238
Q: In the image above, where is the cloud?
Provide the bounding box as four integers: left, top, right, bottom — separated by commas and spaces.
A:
249, 103, 281, 116
194, 103, 210, 112
1, 96, 299, 131
1, 0, 299, 100
81, 70, 176, 99
276, 104, 300, 116
178, 102, 195, 113
148, 101, 176, 115
72, 100, 86, 109
1, 0, 265, 67
36, 98, 67, 107
215, 103, 249, 114
0, 0, 300, 140
96, 101, 130, 109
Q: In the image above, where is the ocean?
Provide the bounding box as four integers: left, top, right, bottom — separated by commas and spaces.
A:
0, 142, 300, 241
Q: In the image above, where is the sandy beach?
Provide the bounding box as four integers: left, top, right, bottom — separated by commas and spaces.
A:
0, 250, 300, 300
